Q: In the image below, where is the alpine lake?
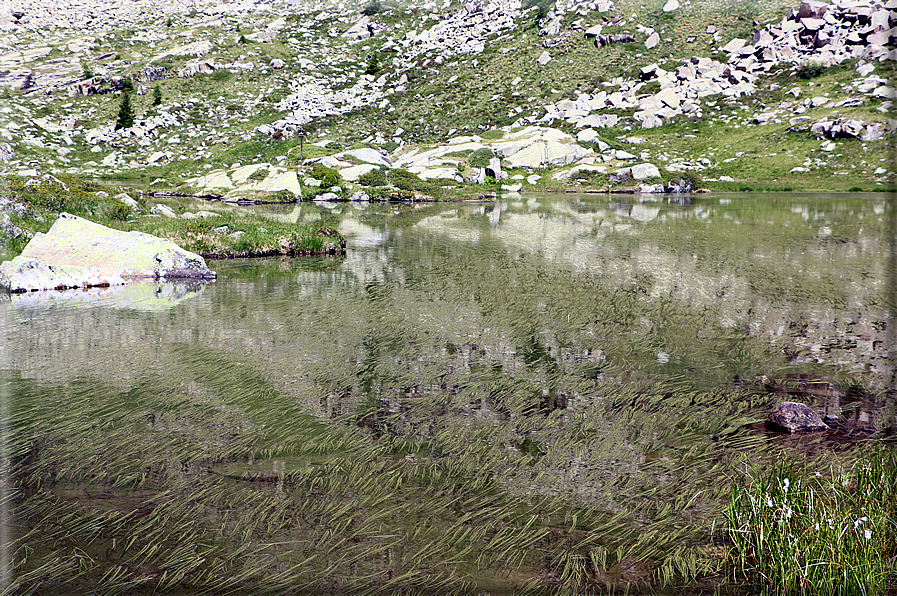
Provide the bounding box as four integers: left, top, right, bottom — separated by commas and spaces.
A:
1, 191, 894, 595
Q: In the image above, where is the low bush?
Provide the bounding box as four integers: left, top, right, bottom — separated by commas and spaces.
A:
361, 0, 382, 16
468, 148, 495, 168
309, 164, 342, 189
358, 168, 388, 187
796, 60, 828, 80
365, 53, 381, 76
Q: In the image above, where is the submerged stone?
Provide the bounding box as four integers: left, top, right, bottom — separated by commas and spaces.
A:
766, 401, 829, 433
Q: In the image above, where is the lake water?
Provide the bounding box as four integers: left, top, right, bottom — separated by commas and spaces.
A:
0, 192, 893, 594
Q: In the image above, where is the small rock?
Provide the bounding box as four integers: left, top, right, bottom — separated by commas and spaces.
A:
151, 204, 177, 218
537, 51, 551, 65
766, 401, 828, 433
662, 0, 679, 11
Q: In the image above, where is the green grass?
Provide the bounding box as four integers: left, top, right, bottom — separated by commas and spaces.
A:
0, 173, 346, 260
724, 448, 897, 595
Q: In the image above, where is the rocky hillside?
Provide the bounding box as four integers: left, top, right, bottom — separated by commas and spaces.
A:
0, 0, 894, 197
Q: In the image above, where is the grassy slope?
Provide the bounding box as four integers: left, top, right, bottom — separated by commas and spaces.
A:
1, 0, 893, 194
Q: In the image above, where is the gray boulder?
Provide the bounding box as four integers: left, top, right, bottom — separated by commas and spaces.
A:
766, 401, 829, 433
115, 193, 140, 211
630, 163, 661, 180
151, 204, 177, 218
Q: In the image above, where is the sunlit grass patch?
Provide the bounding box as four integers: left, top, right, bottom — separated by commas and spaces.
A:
724, 448, 897, 595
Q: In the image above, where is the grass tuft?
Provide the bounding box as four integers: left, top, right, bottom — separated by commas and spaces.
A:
724, 448, 897, 595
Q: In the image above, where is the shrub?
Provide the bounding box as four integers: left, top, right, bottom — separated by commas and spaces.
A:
309, 164, 342, 189
796, 60, 827, 80
82, 64, 94, 80
385, 168, 441, 196
121, 77, 134, 92
358, 168, 388, 187
468, 148, 495, 168
114, 91, 135, 130
361, 0, 382, 16
364, 53, 381, 76
152, 85, 162, 106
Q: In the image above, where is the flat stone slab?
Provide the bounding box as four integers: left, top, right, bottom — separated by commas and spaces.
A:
3, 213, 215, 292
766, 401, 829, 433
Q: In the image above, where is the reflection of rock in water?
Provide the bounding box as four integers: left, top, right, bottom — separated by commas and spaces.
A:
2, 279, 213, 311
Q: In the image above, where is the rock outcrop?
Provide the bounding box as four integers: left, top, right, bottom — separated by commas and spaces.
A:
1, 213, 215, 292
766, 401, 829, 432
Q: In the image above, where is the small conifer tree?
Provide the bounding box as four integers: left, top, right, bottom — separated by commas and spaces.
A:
115, 91, 135, 130
365, 52, 381, 75
152, 85, 162, 106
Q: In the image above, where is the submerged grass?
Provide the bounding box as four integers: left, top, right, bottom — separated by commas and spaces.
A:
2, 196, 891, 594
724, 448, 897, 595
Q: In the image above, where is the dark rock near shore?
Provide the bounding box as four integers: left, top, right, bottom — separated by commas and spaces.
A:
766, 401, 829, 432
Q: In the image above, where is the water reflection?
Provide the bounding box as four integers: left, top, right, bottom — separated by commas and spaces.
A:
1, 279, 212, 311
0, 192, 892, 594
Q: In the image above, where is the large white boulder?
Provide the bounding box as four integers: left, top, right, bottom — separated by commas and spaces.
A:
2, 213, 215, 292
253, 170, 301, 195
0, 256, 127, 293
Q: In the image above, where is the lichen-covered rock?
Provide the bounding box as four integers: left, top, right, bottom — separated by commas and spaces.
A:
2, 212, 215, 292
0, 255, 126, 292
766, 401, 829, 433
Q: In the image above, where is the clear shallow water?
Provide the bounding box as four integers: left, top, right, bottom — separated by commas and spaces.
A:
0, 192, 893, 594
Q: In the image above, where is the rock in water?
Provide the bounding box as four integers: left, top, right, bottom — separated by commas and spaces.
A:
766, 401, 829, 433
0, 256, 127, 293
2, 212, 215, 291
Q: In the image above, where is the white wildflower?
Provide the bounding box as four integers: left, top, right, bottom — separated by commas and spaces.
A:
766, 493, 774, 507
783, 478, 790, 492
815, 522, 820, 531
864, 528, 872, 540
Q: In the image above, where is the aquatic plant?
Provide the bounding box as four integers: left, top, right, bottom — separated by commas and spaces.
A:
724, 448, 897, 595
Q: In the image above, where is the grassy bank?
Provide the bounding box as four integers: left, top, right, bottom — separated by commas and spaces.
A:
0, 174, 345, 260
